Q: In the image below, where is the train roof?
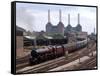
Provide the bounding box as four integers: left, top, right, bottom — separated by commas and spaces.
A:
76, 39, 87, 44
63, 39, 87, 47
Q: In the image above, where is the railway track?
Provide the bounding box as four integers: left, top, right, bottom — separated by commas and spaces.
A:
16, 55, 29, 64
16, 47, 86, 73
16, 54, 30, 70
79, 56, 97, 69
16, 41, 95, 70
16, 43, 96, 74
53, 53, 97, 71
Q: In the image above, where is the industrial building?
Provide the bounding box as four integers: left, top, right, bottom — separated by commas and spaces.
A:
46, 10, 64, 36
46, 10, 82, 37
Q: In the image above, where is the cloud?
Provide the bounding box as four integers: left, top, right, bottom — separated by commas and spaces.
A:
16, 3, 96, 34
16, 7, 35, 32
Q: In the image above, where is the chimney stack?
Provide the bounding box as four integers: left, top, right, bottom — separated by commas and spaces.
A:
78, 13, 80, 24
68, 14, 70, 25
48, 9, 50, 22
59, 9, 62, 22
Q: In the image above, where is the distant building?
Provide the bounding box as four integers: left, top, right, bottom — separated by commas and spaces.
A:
65, 14, 82, 34
77, 32, 87, 39
75, 14, 82, 32
46, 10, 64, 35
16, 26, 25, 58
45, 10, 87, 42
16, 26, 25, 36
46, 10, 82, 36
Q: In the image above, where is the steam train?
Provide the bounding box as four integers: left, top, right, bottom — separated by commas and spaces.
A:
29, 39, 88, 65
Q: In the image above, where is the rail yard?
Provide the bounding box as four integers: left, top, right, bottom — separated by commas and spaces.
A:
16, 39, 97, 74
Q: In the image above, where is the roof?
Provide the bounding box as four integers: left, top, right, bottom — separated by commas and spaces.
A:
24, 36, 36, 39
16, 26, 26, 32
44, 35, 53, 39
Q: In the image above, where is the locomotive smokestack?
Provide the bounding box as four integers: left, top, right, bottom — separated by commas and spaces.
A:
68, 14, 70, 25
78, 13, 80, 24
48, 9, 50, 22
59, 9, 62, 22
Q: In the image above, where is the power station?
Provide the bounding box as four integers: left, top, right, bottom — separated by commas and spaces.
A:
46, 10, 82, 36
46, 9, 64, 35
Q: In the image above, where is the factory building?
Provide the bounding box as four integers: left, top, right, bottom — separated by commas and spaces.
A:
46, 9, 82, 37
46, 10, 64, 36
65, 14, 82, 34
64, 14, 87, 43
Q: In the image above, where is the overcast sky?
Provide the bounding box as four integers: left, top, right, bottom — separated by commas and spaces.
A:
16, 3, 97, 34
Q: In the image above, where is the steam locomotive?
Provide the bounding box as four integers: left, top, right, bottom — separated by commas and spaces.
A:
29, 39, 88, 65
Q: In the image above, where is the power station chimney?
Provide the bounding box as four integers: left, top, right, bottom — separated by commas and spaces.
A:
78, 13, 80, 24
48, 9, 50, 22
59, 9, 62, 22
68, 14, 70, 25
